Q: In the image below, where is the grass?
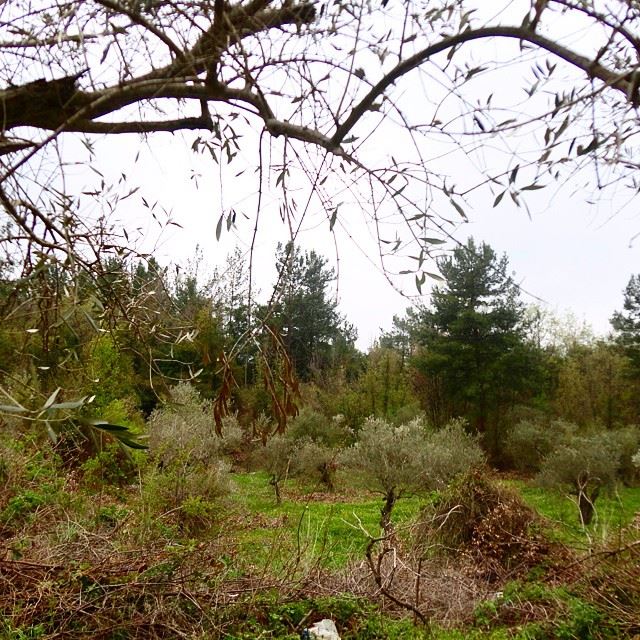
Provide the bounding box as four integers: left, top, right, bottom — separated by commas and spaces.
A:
230, 471, 422, 569
509, 480, 640, 547
2, 434, 638, 639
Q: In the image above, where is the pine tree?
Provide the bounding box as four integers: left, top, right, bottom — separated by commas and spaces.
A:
611, 274, 640, 376
405, 238, 540, 459
267, 243, 356, 381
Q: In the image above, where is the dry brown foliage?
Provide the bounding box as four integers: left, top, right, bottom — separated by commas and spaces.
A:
417, 471, 563, 581
0, 532, 312, 639
318, 531, 494, 628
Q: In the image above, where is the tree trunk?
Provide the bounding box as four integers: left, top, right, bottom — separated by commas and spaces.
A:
380, 488, 397, 533
577, 485, 600, 526
270, 475, 282, 504
319, 462, 335, 492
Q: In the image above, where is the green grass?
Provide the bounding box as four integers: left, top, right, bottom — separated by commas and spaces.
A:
229, 471, 421, 570
209, 592, 567, 639
507, 480, 640, 547
229, 473, 640, 570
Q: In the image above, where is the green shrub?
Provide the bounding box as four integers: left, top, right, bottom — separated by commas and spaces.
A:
85, 334, 139, 412
294, 437, 340, 491
608, 425, 640, 486
251, 434, 295, 503
142, 384, 230, 520
426, 418, 485, 488
143, 458, 230, 515
148, 382, 219, 467
538, 432, 622, 525
288, 408, 352, 447
94, 504, 129, 528
218, 413, 248, 457
179, 495, 221, 533
555, 598, 603, 640
80, 442, 138, 488
505, 419, 575, 473
390, 403, 424, 427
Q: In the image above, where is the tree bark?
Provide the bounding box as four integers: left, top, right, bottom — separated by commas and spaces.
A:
380, 488, 397, 533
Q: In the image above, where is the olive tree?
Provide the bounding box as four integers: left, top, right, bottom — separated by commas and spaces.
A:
342, 416, 483, 530
537, 432, 622, 525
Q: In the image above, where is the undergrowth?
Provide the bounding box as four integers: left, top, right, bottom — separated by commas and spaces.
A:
0, 430, 638, 639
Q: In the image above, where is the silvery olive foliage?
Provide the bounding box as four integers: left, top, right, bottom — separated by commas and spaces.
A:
148, 382, 220, 467
342, 416, 484, 498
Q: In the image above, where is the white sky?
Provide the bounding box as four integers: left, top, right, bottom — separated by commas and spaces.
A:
20, 0, 640, 351
80, 127, 640, 351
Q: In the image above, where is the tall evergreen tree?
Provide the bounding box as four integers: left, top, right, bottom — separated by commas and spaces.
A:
611, 274, 640, 376
403, 238, 540, 458
267, 243, 356, 381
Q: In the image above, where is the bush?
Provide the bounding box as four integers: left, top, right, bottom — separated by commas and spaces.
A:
252, 434, 295, 503
389, 403, 424, 427
294, 438, 339, 491
608, 425, 640, 486
143, 458, 230, 515
80, 442, 138, 488
505, 419, 575, 473
418, 472, 551, 578
217, 413, 249, 458
148, 383, 219, 467
288, 408, 352, 448
144, 383, 231, 525
537, 432, 622, 525
426, 418, 485, 488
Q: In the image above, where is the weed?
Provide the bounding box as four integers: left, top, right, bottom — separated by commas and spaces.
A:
1, 489, 48, 526
80, 442, 137, 488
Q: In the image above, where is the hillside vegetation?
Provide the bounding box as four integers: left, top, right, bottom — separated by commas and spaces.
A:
1, 240, 640, 638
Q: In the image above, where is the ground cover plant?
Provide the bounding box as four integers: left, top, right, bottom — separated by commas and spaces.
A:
1, 395, 639, 640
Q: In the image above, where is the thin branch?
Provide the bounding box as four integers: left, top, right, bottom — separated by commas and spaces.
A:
332, 25, 635, 146
95, 0, 185, 62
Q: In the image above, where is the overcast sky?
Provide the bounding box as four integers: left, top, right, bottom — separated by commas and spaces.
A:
48, 0, 640, 351
79, 127, 640, 351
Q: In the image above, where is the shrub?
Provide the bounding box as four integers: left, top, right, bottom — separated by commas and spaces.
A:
505, 419, 575, 473
419, 472, 551, 578
537, 432, 622, 525
80, 442, 138, 488
294, 438, 339, 491
178, 495, 221, 533
144, 383, 231, 524
607, 425, 640, 486
288, 408, 352, 448
426, 418, 485, 488
143, 458, 230, 515
217, 413, 249, 458
252, 434, 295, 503
148, 383, 219, 467
389, 403, 424, 427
